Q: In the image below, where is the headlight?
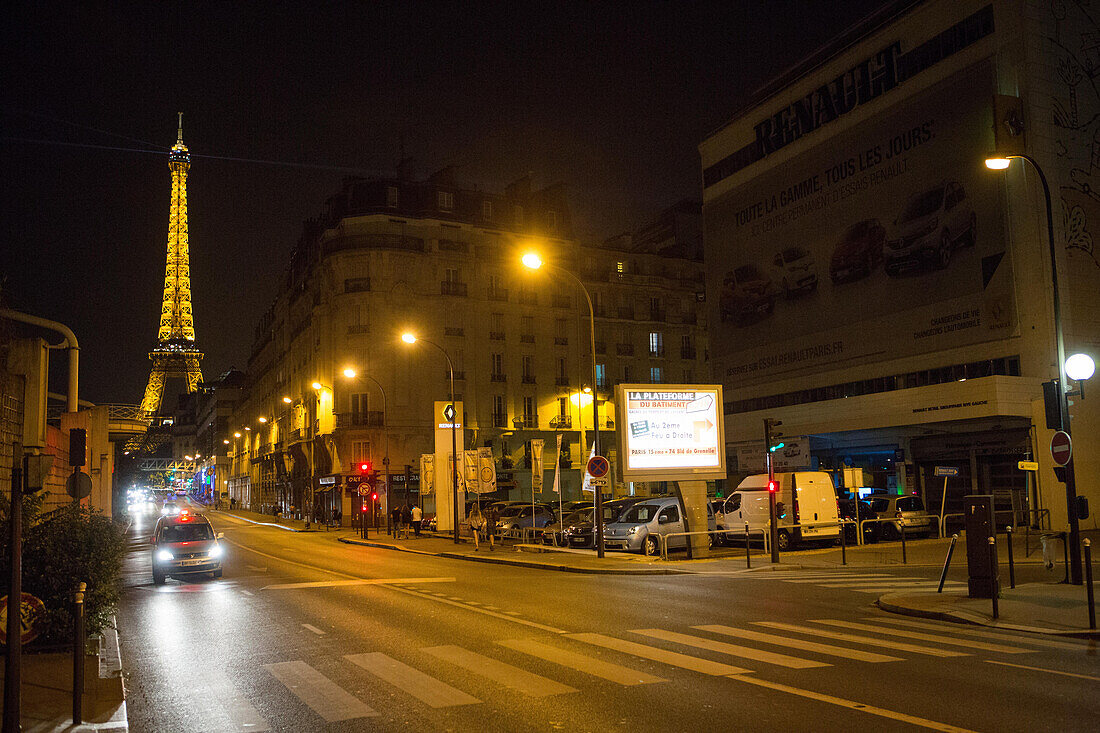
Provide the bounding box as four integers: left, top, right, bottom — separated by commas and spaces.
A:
628, 526, 641, 534
156, 549, 173, 562
208, 544, 223, 559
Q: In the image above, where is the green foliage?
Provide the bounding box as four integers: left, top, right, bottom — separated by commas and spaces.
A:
0, 501, 126, 647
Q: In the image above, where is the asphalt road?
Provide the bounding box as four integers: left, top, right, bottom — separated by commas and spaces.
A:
116, 507, 1099, 732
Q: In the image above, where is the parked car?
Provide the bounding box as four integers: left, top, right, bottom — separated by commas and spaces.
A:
558, 500, 593, 516
838, 498, 880, 543
718, 264, 778, 325
829, 218, 886, 283
603, 497, 716, 555
494, 504, 557, 536
726, 471, 841, 551
867, 494, 937, 539
885, 181, 976, 275
769, 247, 818, 297
542, 508, 594, 547
151, 510, 224, 585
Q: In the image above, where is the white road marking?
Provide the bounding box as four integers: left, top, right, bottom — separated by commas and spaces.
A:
728, 675, 978, 733
497, 638, 665, 686
301, 623, 326, 636
869, 617, 1092, 651
566, 633, 752, 676
817, 580, 961, 588
781, 575, 898, 583
345, 653, 479, 708
422, 645, 577, 697
984, 660, 1100, 681
264, 661, 377, 721
630, 628, 829, 669
753, 622, 969, 657
380, 584, 568, 633
262, 577, 456, 590
694, 624, 902, 663
811, 620, 1033, 654
240, 590, 254, 596
246, 565, 267, 572
200, 668, 271, 731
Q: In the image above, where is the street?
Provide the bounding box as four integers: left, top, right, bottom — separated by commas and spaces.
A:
116, 508, 1099, 732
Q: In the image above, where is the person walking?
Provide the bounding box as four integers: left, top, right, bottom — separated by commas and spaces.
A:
469, 503, 485, 550
401, 503, 413, 539
391, 504, 401, 537
483, 503, 498, 551
411, 503, 422, 537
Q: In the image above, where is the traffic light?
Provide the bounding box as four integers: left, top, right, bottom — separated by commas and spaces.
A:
358, 461, 373, 473
768, 480, 778, 492
69, 428, 87, 467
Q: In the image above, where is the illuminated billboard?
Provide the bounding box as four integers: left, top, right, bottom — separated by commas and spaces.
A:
615, 384, 727, 481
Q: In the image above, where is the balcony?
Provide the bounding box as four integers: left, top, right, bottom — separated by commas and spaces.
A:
444, 326, 464, 337
344, 277, 371, 293
679, 311, 698, 325
521, 375, 536, 384
554, 336, 568, 346
616, 343, 634, 356
616, 307, 635, 320
549, 415, 573, 429
649, 347, 665, 358
489, 331, 505, 340
490, 373, 507, 383
555, 376, 570, 386
289, 428, 303, 442
437, 239, 468, 253
491, 412, 507, 428
520, 334, 535, 344
596, 377, 610, 390
440, 281, 468, 296
551, 294, 571, 308
487, 287, 509, 301
518, 291, 538, 306
347, 324, 370, 335
513, 415, 538, 429
680, 346, 697, 359
336, 412, 384, 428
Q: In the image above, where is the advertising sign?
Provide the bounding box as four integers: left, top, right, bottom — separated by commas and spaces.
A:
704, 60, 1016, 388
463, 450, 482, 493
477, 447, 497, 494
531, 439, 544, 491
419, 454, 434, 495
616, 384, 726, 481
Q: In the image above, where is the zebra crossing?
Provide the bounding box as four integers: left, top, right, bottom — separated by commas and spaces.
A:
767, 571, 967, 593
162, 614, 1084, 730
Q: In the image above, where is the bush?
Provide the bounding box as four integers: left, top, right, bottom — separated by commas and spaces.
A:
0, 500, 126, 648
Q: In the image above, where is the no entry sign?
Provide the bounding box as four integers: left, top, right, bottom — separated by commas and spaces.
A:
1050, 431, 1073, 466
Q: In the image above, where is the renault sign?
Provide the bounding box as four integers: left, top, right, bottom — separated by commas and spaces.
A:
616, 384, 727, 481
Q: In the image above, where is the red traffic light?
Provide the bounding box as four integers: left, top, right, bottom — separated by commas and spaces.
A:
371, 492, 377, 501
767, 480, 778, 492
358, 461, 372, 473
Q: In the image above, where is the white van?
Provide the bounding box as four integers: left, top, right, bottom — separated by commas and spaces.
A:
723, 471, 840, 550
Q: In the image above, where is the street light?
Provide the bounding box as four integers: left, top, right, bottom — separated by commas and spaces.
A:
258, 416, 267, 424
986, 153, 1083, 583
341, 366, 391, 527
522, 250, 606, 558
282, 396, 292, 404
1066, 353, 1095, 382
401, 332, 461, 543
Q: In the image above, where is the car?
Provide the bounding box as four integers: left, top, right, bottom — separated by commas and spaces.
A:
718, 264, 778, 325
838, 498, 880, 543
866, 494, 937, 539
542, 508, 594, 547
160, 501, 181, 516
150, 511, 224, 585
494, 504, 556, 536
603, 497, 716, 555
558, 499, 593, 516
885, 181, 976, 276
829, 218, 886, 283
769, 247, 818, 297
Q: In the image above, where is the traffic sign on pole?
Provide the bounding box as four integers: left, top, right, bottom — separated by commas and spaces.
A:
1051, 431, 1073, 466
1017, 460, 1039, 471
933, 466, 959, 477
586, 455, 609, 479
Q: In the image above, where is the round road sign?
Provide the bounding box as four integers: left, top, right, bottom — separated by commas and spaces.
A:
66, 470, 92, 499
0, 592, 47, 646
1050, 431, 1073, 466
586, 455, 609, 478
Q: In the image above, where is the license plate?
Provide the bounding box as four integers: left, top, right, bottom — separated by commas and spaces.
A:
181, 559, 205, 566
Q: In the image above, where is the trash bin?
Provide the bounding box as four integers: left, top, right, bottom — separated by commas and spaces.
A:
1040, 533, 1062, 571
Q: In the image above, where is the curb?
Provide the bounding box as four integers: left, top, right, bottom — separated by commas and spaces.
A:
874, 595, 1100, 640
214, 511, 314, 533
337, 537, 686, 575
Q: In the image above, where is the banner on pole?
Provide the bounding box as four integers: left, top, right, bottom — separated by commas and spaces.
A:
552, 434, 563, 494
581, 443, 596, 493
477, 447, 497, 494
420, 454, 434, 495
450, 453, 466, 493
531, 439, 544, 492
464, 450, 480, 493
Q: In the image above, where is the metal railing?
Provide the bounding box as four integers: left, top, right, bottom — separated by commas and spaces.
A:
657, 528, 770, 561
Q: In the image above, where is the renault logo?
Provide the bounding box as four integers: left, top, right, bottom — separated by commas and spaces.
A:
443, 404, 456, 421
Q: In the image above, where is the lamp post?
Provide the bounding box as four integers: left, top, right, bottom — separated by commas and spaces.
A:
342, 367, 391, 525
522, 252, 605, 558
402, 333, 461, 544
986, 154, 1082, 584
308, 382, 332, 530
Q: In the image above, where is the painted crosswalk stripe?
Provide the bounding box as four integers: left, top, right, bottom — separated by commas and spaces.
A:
301, 623, 326, 636
840, 586, 955, 594
811, 620, 1032, 654
753, 622, 969, 657
694, 625, 902, 663
817, 580, 960, 587
781, 575, 898, 583
630, 628, 829, 669
345, 652, 479, 707
869, 617, 1091, 651
985, 660, 1100, 681
201, 669, 271, 731
820, 582, 963, 590
423, 645, 577, 697
497, 639, 665, 685
264, 661, 377, 722
566, 633, 752, 675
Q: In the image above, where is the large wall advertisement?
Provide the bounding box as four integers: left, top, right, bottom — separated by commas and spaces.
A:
705, 60, 1018, 388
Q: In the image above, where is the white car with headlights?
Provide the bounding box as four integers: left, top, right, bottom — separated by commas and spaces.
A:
150, 511, 224, 585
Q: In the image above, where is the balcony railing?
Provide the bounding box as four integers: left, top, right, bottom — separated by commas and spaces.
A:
554, 336, 568, 346
680, 346, 697, 359
555, 376, 570, 386
521, 375, 536, 384
490, 373, 507, 383
616, 307, 635, 319
489, 331, 505, 340
518, 291, 538, 305
336, 412, 384, 428
520, 334, 535, 343
549, 415, 573, 429
347, 324, 370, 335
648, 309, 666, 322
616, 343, 634, 356
487, 287, 509, 301
451, 370, 466, 381
649, 347, 665, 358
440, 281, 468, 296
290, 428, 303, 442
512, 415, 538, 429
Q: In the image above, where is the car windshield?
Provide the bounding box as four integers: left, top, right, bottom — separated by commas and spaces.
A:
564, 509, 592, 525
499, 506, 524, 517
869, 498, 890, 513
899, 188, 945, 222
159, 523, 213, 543
621, 503, 661, 523
897, 497, 925, 512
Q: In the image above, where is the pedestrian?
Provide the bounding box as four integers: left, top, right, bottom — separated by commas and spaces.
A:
411, 503, 422, 537
391, 504, 401, 537
334, 507, 342, 528
469, 503, 485, 549
483, 503, 498, 551
401, 503, 413, 539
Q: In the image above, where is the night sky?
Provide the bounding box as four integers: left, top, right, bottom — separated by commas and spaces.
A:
2, 0, 888, 405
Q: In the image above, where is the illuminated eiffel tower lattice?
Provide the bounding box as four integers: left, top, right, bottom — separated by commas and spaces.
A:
140, 113, 204, 416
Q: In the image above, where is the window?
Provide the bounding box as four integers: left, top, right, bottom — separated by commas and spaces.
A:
554, 318, 568, 337
386, 186, 399, 208
351, 440, 371, 462
489, 273, 505, 291
595, 363, 607, 388
616, 261, 625, 277
438, 190, 454, 210
491, 313, 504, 332
445, 268, 460, 283
650, 366, 663, 383
559, 397, 569, 416
482, 200, 493, 220
522, 355, 535, 379
523, 396, 536, 418
649, 332, 664, 357
351, 393, 370, 419
682, 368, 694, 383
491, 353, 504, 376
492, 395, 506, 427
547, 210, 559, 231
623, 365, 633, 382
558, 357, 568, 379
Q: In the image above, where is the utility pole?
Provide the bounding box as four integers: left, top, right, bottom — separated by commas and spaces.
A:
764, 418, 782, 564
4, 444, 24, 733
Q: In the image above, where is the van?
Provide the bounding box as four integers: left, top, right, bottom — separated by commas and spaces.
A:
151, 510, 225, 585
603, 496, 716, 555
723, 471, 840, 551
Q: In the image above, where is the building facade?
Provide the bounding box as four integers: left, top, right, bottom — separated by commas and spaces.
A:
226, 169, 707, 521
700, 0, 1099, 533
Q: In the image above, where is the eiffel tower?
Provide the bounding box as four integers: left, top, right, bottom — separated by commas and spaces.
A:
140, 113, 203, 416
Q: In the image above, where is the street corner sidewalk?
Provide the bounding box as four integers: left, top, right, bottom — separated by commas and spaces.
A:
209, 506, 346, 534
877, 581, 1100, 638
337, 532, 687, 575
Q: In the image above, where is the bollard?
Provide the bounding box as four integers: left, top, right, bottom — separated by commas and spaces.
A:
745, 523, 751, 569
988, 536, 999, 619
839, 521, 847, 566
1062, 531, 1070, 585
900, 524, 907, 564
938, 534, 959, 593
1085, 539, 1095, 630
1025, 523, 1031, 558
1006, 525, 1015, 589
73, 582, 86, 725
